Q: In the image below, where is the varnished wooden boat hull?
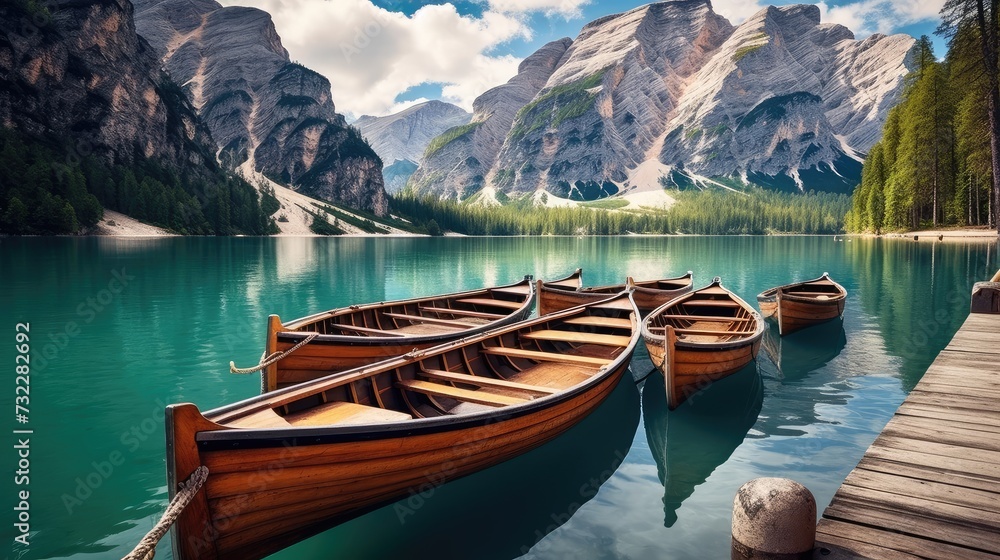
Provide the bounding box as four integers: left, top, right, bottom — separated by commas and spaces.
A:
756, 273, 847, 336
168, 372, 623, 559
645, 334, 760, 409
538, 272, 692, 316
265, 278, 535, 391
641, 278, 765, 409
166, 292, 640, 560
537, 285, 611, 316
775, 295, 845, 335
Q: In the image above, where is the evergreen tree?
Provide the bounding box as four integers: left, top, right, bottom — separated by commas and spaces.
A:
939, 0, 1000, 231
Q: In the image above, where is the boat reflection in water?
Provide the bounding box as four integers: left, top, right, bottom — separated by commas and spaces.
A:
642, 365, 763, 527
274, 376, 641, 560
760, 319, 847, 382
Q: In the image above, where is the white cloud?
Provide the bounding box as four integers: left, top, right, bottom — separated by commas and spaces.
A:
711, 0, 766, 24
487, 0, 590, 18
817, 0, 945, 36
221, 0, 529, 117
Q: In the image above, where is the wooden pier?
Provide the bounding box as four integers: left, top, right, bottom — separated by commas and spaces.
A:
814, 310, 1000, 559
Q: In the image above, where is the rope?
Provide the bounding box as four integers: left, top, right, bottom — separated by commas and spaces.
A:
122, 466, 209, 560
229, 332, 319, 374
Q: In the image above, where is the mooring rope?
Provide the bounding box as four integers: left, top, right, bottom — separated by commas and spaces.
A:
122, 466, 209, 560
229, 332, 319, 374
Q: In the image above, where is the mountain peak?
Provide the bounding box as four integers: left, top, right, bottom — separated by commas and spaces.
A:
411, 1, 912, 199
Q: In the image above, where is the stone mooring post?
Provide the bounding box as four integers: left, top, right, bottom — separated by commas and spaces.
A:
731, 478, 816, 560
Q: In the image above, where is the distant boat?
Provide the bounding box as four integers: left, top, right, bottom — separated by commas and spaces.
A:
256, 277, 535, 391
756, 273, 847, 336
537, 269, 693, 316
165, 291, 640, 560
642, 277, 765, 409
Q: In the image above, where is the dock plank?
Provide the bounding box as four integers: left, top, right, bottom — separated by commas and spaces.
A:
816, 311, 1000, 559
817, 519, 997, 560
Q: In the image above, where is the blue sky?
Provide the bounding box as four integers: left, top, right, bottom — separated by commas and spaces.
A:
231, 0, 947, 117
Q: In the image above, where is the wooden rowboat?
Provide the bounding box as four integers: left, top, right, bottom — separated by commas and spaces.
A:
166, 291, 640, 560
756, 273, 847, 336
258, 277, 535, 391
537, 270, 693, 316
641, 277, 765, 409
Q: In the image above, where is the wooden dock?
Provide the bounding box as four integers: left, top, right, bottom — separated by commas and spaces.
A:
814, 311, 1000, 559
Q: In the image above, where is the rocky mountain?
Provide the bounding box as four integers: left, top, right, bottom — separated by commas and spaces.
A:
356, 100, 470, 193
357, 101, 470, 164
411, 1, 915, 200
0, 0, 214, 171
132, 0, 388, 214
408, 38, 573, 199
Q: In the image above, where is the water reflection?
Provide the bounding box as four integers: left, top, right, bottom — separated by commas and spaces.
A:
642, 367, 763, 528
275, 377, 641, 560
760, 320, 847, 382
846, 239, 998, 390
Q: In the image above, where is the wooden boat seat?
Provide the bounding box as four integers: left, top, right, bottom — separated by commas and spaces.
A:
562, 316, 633, 329
651, 324, 753, 337
383, 312, 475, 329
506, 361, 593, 389
456, 298, 524, 310
393, 323, 455, 335
396, 379, 528, 407
224, 402, 412, 428
419, 306, 505, 319
521, 329, 631, 347
481, 346, 612, 366
656, 314, 753, 322
683, 300, 740, 307
672, 328, 741, 336
285, 401, 413, 426
330, 323, 406, 337
592, 299, 634, 311
419, 368, 558, 395
221, 408, 291, 428
783, 291, 833, 299
490, 285, 531, 295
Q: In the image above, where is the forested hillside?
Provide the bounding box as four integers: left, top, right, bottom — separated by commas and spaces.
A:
846, 8, 998, 232
392, 189, 849, 236
0, 129, 278, 235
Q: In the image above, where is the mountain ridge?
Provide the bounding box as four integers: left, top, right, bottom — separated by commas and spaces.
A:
356, 100, 471, 193
133, 0, 389, 214
410, 1, 915, 201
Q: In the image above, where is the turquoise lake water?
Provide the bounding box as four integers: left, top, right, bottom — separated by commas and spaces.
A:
1, 236, 997, 559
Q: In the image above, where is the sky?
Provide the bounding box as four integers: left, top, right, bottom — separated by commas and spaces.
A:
221, 0, 949, 119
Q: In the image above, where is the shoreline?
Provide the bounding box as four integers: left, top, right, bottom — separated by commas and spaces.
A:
851, 228, 998, 243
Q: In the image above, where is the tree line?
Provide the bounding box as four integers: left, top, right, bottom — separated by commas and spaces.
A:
390, 188, 850, 236
0, 127, 279, 235
846, 0, 1000, 232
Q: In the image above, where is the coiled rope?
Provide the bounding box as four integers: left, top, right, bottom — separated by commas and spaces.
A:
122, 466, 209, 560
229, 332, 319, 374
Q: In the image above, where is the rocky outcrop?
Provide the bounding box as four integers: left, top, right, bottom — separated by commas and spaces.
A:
0, 0, 215, 170
357, 101, 470, 165
660, 4, 908, 191
407, 38, 573, 199
413, 1, 914, 199
133, 0, 388, 214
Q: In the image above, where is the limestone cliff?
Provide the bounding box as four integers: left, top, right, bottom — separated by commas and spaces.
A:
407, 38, 573, 199
413, 1, 914, 199
133, 0, 388, 214
0, 0, 215, 170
